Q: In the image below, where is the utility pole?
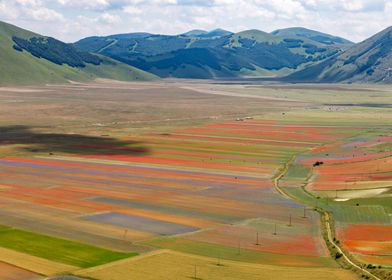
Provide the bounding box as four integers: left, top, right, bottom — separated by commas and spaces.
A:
273, 223, 277, 235
256, 232, 260, 245
288, 214, 292, 227
194, 265, 197, 280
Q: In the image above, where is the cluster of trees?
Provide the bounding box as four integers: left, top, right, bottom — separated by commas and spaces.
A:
13, 36, 101, 68
303, 44, 327, 55
283, 38, 304, 48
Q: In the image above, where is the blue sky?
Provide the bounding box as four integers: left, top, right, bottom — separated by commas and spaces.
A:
1, 0, 392, 42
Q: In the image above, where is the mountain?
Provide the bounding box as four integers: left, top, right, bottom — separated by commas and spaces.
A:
286, 26, 392, 83
107, 32, 152, 39
272, 27, 353, 45
181, 30, 209, 37
0, 21, 157, 85
181, 29, 232, 38
75, 29, 343, 79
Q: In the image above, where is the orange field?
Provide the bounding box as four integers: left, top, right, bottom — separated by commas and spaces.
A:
338, 224, 392, 259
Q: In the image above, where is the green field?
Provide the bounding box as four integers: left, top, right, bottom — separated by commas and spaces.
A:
283, 187, 391, 224
0, 226, 137, 268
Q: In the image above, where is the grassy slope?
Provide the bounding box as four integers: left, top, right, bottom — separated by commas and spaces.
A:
0, 21, 157, 85
271, 27, 353, 45
286, 26, 392, 83
84, 55, 158, 81
0, 226, 137, 268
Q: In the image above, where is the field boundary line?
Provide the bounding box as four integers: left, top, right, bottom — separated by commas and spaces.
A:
0, 247, 78, 276
37, 155, 269, 178
75, 249, 170, 274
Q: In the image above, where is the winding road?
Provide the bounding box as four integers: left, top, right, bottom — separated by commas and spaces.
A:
273, 155, 382, 280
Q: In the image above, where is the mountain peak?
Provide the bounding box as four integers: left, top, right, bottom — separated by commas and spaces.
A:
181, 29, 208, 36
181, 28, 232, 38
235, 29, 278, 42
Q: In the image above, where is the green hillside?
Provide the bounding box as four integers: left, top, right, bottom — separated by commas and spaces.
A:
271, 27, 353, 45
0, 21, 157, 85
286, 26, 392, 83
75, 29, 344, 79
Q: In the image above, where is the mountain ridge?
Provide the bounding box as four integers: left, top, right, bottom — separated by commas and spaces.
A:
286, 26, 392, 83
3, 21, 392, 84
75, 27, 348, 79
271, 27, 353, 45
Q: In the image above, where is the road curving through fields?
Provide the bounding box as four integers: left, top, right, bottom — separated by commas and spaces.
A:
273, 154, 383, 280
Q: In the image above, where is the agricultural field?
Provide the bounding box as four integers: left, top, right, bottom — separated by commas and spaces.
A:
0, 81, 391, 279
0, 261, 42, 280
76, 250, 357, 280
279, 110, 392, 273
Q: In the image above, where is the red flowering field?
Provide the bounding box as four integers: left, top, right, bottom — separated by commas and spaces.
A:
0, 120, 349, 267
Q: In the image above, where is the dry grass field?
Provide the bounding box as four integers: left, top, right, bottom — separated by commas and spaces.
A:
76, 250, 357, 280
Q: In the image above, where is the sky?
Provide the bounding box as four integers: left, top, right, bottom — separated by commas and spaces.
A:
1, 0, 392, 43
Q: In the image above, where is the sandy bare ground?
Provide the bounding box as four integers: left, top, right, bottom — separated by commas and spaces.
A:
0, 87, 53, 93
180, 85, 302, 102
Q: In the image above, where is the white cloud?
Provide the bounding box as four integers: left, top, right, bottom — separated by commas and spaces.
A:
122, 5, 142, 14
57, 0, 109, 9
1, 0, 392, 42
98, 12, 121, 24
31, 7, 64, 21
0, 0, 64, 22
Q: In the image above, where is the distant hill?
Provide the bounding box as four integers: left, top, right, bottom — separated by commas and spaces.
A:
75, 28, 344, 79
286, 26, 392, 83
272, 27, 353, 45
181, 30, 209, 37
181, 29, 233, 38
0, 21, 157, 85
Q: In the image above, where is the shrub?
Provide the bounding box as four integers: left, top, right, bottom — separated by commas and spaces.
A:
13, 44, 23, 52
335, 252, 343, 259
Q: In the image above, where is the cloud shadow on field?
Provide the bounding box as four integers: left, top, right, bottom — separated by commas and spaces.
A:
0, 125, 150, 156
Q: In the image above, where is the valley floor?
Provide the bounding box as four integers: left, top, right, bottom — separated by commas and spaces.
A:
0, 80, 391, 279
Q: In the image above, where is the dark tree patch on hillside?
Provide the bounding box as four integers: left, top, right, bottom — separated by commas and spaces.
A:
283, 38, 303, 48
12, 44, 23, 52
238, 38, 255, 48
13, 36, 102, 68
303, 44, 327, 54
